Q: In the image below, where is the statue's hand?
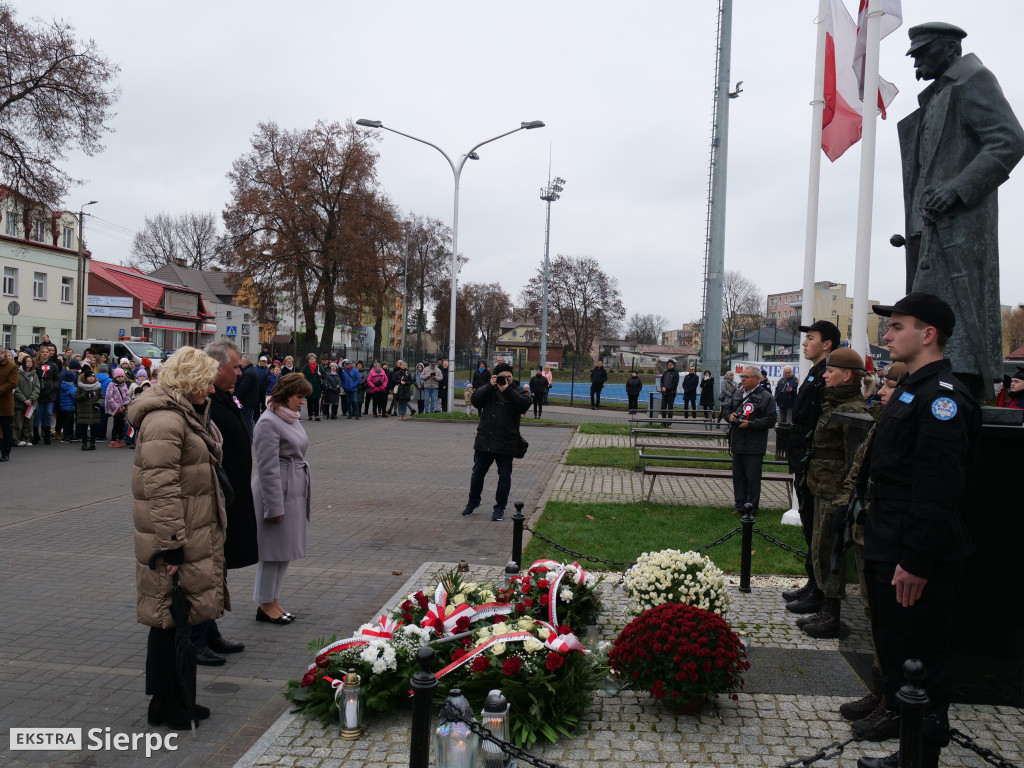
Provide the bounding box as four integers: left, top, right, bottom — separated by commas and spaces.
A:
919, 186, 959, 221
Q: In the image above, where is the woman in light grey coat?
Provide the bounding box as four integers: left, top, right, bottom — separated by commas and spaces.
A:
252, 373, 313, 624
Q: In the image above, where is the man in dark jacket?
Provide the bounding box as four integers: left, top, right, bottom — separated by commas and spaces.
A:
783, 320, 841, 614
589, 360, 608, 409
255, 356, 271, 418
234, 356, 260, 436
660, 359, 680, 424
681, 365, 699, 419
857, 293, 980, 768
726, 365, 777, 514
192, 340, 254, 666
461, 363, 532, 521
774, 365, 798, 423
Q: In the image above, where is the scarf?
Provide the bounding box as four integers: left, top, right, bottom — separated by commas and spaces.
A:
266, 397, 300, 424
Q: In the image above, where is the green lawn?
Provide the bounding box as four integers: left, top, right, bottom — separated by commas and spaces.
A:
565, 446, 782, 471
522, 501, 806, 575
577, 423, 632, 435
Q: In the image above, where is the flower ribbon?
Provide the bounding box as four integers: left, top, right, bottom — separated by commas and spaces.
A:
544, 630, 586, 654
421, 600, 477, 636
435, 630, 537, 678
359, 615, 402, 640
543, 562, 585, 626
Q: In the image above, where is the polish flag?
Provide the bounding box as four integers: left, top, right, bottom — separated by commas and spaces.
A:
821, 0, 901, 162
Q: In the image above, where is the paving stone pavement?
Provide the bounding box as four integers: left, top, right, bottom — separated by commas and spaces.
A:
0, 416, 573, 767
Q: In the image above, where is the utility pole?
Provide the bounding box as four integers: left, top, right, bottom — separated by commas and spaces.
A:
75, 201, 98, 339
539, 174, 565, 370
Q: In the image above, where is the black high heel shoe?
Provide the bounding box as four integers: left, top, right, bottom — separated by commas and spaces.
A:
256, 606, 293, 625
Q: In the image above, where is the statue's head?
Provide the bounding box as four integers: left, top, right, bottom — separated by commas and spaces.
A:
907, 22, 966, 81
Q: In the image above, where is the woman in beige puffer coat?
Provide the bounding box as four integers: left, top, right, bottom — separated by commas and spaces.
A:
128, 346, 227, 730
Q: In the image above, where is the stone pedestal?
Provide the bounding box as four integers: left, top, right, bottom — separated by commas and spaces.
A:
951, 409, 1024, 705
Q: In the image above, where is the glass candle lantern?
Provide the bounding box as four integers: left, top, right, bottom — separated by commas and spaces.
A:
434, 689, 479, 768
337, 669, 363, 740
480, 689, 512, 768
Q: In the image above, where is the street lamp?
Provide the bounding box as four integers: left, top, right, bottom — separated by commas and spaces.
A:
539, 175, 565, 371
75, 200, 98, 339
356, 118, 545, 410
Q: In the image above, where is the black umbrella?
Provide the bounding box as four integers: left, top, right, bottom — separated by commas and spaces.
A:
149, 551, 197, 736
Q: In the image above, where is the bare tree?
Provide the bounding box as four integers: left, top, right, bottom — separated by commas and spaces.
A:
0, 4, 120, 205
722, 270, 765, 351
465, 282, 512, 360
431, 277, 475, 355
625, 313, 671, 345
129, 211, 224, 271
402, 214, 453, 353
223, 120, 380, 351
519, 255, 625, 368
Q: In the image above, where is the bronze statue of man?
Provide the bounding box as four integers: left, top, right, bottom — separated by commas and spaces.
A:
896, 22, 1024, 399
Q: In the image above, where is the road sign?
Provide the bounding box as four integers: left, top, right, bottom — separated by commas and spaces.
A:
226, 326, 237, 336
7, 301, 19, 316
119, 328, 125, 337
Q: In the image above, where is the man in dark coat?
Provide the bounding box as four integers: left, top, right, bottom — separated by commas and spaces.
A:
725, 364, 777, 514
461, 362, 532, 522
190, 339, 255, 665
234, 356, 260, 436
660, 359, 680, 424
856, 294, 980, 768
589, 360, 608, 410
897, 22, 1024, 399
681, 364, 699, 419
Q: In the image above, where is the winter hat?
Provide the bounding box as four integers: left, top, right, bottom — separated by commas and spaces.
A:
68, 358, 81, 371
493, 362, 514, 376
98, 363, 110, 374
135, 371, 148, 380
112, 368, 126, 378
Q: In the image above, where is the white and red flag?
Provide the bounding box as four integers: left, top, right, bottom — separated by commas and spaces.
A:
821, 0, 901, 161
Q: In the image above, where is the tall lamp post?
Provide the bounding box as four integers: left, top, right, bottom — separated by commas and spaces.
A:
356, 119, 545, 411
538, 175, 565, 371
75, 200, 98, 339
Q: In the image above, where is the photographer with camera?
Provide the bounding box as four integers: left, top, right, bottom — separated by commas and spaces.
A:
460, 362, 532, 522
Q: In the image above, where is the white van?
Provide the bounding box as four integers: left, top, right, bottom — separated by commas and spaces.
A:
69, 339, 167, 368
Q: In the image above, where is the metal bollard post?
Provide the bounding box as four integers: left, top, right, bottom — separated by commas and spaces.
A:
409, 646, 437, 768
739, 503, 755, 593
511, 501, 526, 570
896, 659, 929, 768
648, 392, 655, 419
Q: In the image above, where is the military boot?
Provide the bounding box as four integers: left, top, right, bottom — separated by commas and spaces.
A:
803, 596, 842, 638
853, 704, 900, 741
786, 587, 824, 614
782, 575, 817, 603
840, 669, 883, 721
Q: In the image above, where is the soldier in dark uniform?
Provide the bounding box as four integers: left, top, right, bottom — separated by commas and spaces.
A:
783, 320, 841, 614
857, 294, 980, 768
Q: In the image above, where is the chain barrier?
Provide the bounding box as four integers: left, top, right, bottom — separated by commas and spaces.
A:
440, 701, 570, 768
523, 524, 637, 569
753, 528, 809, 559
695, 526, 743, 553
949, 728, 1021, 768
777, 736, 858, 767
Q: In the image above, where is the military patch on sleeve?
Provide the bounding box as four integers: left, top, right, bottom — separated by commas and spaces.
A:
931, 397, 957, 420
899, 392, 915, 404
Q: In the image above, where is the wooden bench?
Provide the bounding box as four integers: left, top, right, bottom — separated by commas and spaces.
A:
637, 450, 795, 502
630, 428, 728, 449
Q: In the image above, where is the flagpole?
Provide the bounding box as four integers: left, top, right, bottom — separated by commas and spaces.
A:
799, 0, 828, 376
851, 0, 883, 358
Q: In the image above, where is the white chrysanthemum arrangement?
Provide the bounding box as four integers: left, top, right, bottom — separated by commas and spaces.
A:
622, 549, 730, 616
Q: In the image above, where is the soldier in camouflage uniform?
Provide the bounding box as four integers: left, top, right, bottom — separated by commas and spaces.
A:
801, 347, 872, 638
832, 362, 907, 742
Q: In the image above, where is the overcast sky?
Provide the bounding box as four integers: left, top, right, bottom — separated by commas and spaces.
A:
32, 0, 1024, 328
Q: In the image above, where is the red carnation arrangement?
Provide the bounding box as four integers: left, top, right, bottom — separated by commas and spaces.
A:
608, 602, 749, 704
